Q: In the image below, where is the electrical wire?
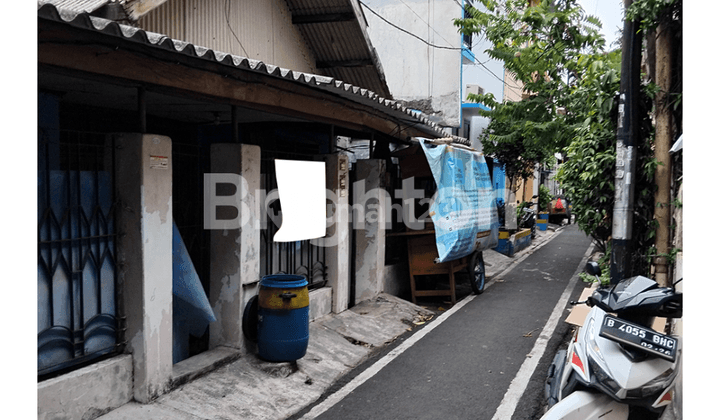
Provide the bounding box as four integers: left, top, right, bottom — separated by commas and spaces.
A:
398, 0, 457, 51
359, 1, 462, 51
428, 0, 434, 98
361, 0, 521, 95
225, 0, 249, 57
466, 54, 524, 94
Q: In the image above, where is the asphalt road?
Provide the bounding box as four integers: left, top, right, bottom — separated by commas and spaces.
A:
292, 225, 594, 420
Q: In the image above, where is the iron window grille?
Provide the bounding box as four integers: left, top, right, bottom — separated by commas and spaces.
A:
37, 129, 123, 378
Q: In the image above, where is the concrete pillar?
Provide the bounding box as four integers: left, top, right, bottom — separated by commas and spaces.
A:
114, 133, 173, 403
319, 154, 350, 313
353, 159, 387, 304
207, 144, 261, 352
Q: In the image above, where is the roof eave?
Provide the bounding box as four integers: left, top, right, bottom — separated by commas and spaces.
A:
38, 3, 466, 144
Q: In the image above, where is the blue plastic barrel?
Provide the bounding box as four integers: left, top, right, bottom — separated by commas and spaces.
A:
256, 274, 309, 362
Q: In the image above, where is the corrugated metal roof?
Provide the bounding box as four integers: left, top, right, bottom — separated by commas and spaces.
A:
38, 0, 112, 14
40, 1, 392, 101
37, 2, 469, 145
285, 0, 392, 99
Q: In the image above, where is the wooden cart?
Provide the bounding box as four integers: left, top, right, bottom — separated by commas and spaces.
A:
398, 229, 485, 305
391, 142, 490, 305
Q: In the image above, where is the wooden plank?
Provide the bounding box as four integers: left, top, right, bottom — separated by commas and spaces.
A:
406, 231, 467, 304
413, 290, 454, 297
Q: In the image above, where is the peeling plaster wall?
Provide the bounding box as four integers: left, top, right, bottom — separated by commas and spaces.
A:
208, 144, 261, 353
364, 0, 462, 127
114, 133, 174, 403
319, 154, 350, 313
354, 159, 387, 304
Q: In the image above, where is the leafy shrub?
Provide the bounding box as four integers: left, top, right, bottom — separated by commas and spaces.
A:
555, 52, 620, 251
538, 184, 552, 213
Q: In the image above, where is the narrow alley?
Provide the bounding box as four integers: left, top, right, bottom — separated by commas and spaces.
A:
294, 225, 592, 420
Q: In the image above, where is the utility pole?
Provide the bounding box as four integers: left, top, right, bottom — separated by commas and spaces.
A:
653, 21, 673, 287
610, 0, 642, 284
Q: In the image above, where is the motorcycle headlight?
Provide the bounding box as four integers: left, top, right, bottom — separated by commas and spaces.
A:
584, 318, 622, 396
626, 368, 676, 399
587, 356, 622, 396
584, 318, 606, 363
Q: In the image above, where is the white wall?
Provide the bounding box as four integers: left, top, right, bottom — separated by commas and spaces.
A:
463, 113, 489, 151
114, 133, 174, 403
363, 0, 462, 128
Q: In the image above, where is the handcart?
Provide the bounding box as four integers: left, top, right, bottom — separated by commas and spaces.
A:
390, 139, 498, 305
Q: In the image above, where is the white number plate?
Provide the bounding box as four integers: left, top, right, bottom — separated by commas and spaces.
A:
600, 315, 677, 362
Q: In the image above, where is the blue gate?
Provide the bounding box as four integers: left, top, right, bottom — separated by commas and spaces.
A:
37, 129, 121, 377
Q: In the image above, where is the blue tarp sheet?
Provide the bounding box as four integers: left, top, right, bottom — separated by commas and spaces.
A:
173, 220, 216, 363
419, 139, 499, 263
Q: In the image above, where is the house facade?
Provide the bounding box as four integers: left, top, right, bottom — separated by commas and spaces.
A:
37, 1, 455, 418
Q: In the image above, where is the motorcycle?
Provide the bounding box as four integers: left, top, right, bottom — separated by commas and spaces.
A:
496, 198, 506, 228
542, 262, 683, 419
518, 199, 537, 238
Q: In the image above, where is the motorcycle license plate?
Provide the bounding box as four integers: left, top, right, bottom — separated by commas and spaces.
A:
599, 315, 677, 362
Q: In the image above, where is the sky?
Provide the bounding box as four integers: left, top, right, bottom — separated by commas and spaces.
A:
576, 0, 625, 49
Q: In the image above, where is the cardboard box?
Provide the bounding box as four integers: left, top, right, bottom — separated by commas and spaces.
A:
565, 285, 597, 327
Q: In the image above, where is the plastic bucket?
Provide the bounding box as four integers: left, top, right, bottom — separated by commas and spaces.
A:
537, 218, 548, 231
256, 274, 309, 362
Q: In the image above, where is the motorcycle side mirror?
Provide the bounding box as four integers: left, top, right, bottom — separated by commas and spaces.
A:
672, 277, 683, 292
585, 261, 601, 276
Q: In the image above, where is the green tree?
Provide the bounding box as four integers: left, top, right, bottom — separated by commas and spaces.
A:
458, 0, 681, 278
554, 50, 621, 249
455, 0, 605, 182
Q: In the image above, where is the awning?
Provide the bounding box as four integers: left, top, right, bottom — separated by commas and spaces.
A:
39, 2, 467, 143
